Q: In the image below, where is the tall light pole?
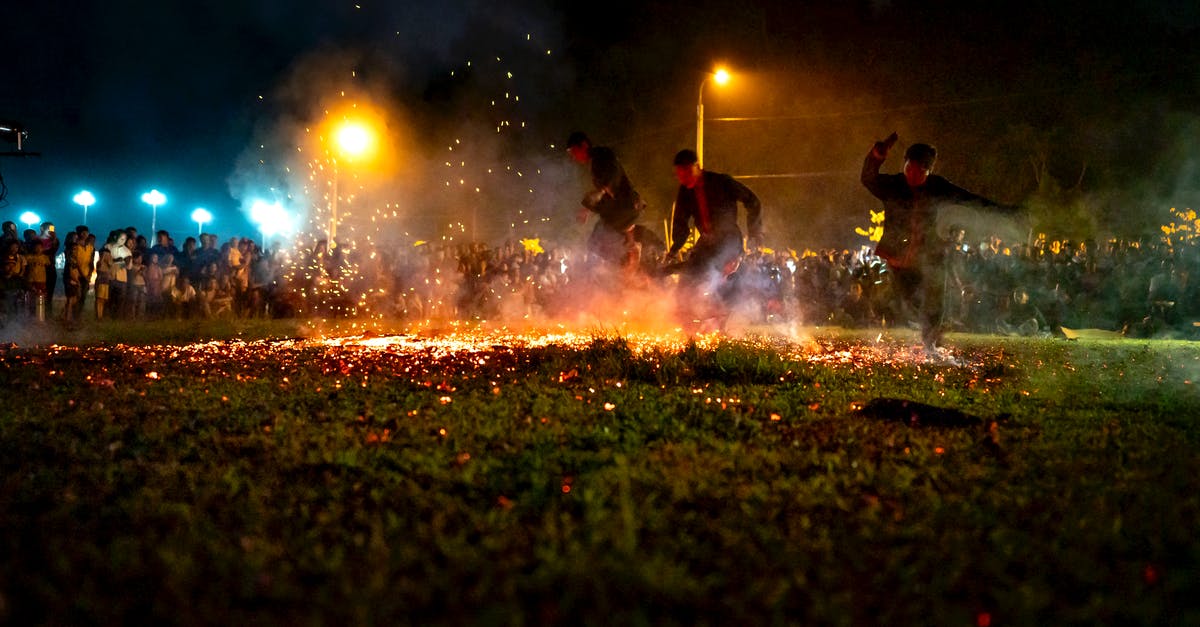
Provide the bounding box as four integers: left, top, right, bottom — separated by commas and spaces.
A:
141, 189, 166, 233
192, 208, 212, 236
329, 120, 372, 250
73, 190, 95, 226
696, 67, 731, 168
329, 158, 339, 249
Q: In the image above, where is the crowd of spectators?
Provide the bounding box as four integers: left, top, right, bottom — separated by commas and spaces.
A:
735, 230, 1200, 338
1, 220, 275, 325
2, 217, 1197, 338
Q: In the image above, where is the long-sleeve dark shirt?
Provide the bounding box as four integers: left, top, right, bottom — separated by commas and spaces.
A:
669, 170, 762, 255
861, 150, 1010, 269
583, 146, 641, 231
149, 244, 180, 262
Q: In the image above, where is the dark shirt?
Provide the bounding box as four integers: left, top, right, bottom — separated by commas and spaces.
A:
193, 247, 219, 280
582, 146, 641, 231
861, 150, 1012, 269
669, 170, 762, 256
149, 244, 179, 261
176, 251, 195, 281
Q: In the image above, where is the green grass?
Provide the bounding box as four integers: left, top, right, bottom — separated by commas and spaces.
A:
1, 324, 1198, 625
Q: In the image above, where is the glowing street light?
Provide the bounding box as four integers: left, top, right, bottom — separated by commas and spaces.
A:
249, 199, 292, 245
191, 207, 212, 236
19, 211, 41, 230
697, 66, 732, 167
73, 190, 96, 226
335, 122, 373, 158
141, 189, 166, 233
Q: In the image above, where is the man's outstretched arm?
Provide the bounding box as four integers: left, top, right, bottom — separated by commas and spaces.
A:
861, 132, 898, 199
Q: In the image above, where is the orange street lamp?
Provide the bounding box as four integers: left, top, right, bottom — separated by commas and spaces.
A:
697, 67, 731, 167
335, 122, 372, 158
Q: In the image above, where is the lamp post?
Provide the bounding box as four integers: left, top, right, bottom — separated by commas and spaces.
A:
19, 211, 41, 231
141, 189, 166, 233
73, 190, 95, 226
696, 67, 731, 168
329, 158, 339, 250
191, 208, 212, 236
250, 200, 291, 249
328, 120, 372, 250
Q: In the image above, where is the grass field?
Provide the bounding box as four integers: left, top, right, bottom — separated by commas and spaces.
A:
1, 321, 1198, 625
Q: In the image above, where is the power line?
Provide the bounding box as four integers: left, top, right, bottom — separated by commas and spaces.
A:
709, 71, 1151, 123
732, 171, 856, 179
710, 91, 1041, 122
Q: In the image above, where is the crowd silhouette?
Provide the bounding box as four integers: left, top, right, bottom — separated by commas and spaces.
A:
2, 217, 1197, 339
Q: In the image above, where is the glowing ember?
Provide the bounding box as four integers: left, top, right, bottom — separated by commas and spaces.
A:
9, 326, 990, 385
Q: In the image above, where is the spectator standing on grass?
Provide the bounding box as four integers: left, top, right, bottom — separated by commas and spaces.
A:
160, 253, 179, 306
0, 240, 23, 321
128, 251, 147, 319
227, 238, 250, 314
104, 231, 131, 318
39, 222, 60, 317
248, 248, 273, 317
861, 132, 1020, 356
75, 230, 96, 319
61, 232, 81, 323
178, 237, 198, 283
22, 239, 51, 317
145, 253, 163, 318
94, 248, 112, 321
196, 234, 219, 281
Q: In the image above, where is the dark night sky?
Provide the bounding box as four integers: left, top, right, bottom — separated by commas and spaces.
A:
3, 0, 1199, 245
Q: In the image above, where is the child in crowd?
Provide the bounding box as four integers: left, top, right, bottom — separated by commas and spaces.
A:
128, 251, 147, 319
1, 241, 25, 321
145, 253, 163, 318
94, 248, 112, 321
62, 232, 81, 323
22, 240, 50, 317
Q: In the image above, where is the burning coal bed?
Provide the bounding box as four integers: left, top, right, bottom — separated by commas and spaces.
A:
10, 329, 1011, 423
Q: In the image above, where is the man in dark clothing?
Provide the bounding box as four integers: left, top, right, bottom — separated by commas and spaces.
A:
194, 234, 220, 281
861, 132, 1018, 354
566, 132, 645, 270
177, 237, 198, 283
149, 230, 180, 263
665, 148, 763, 326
